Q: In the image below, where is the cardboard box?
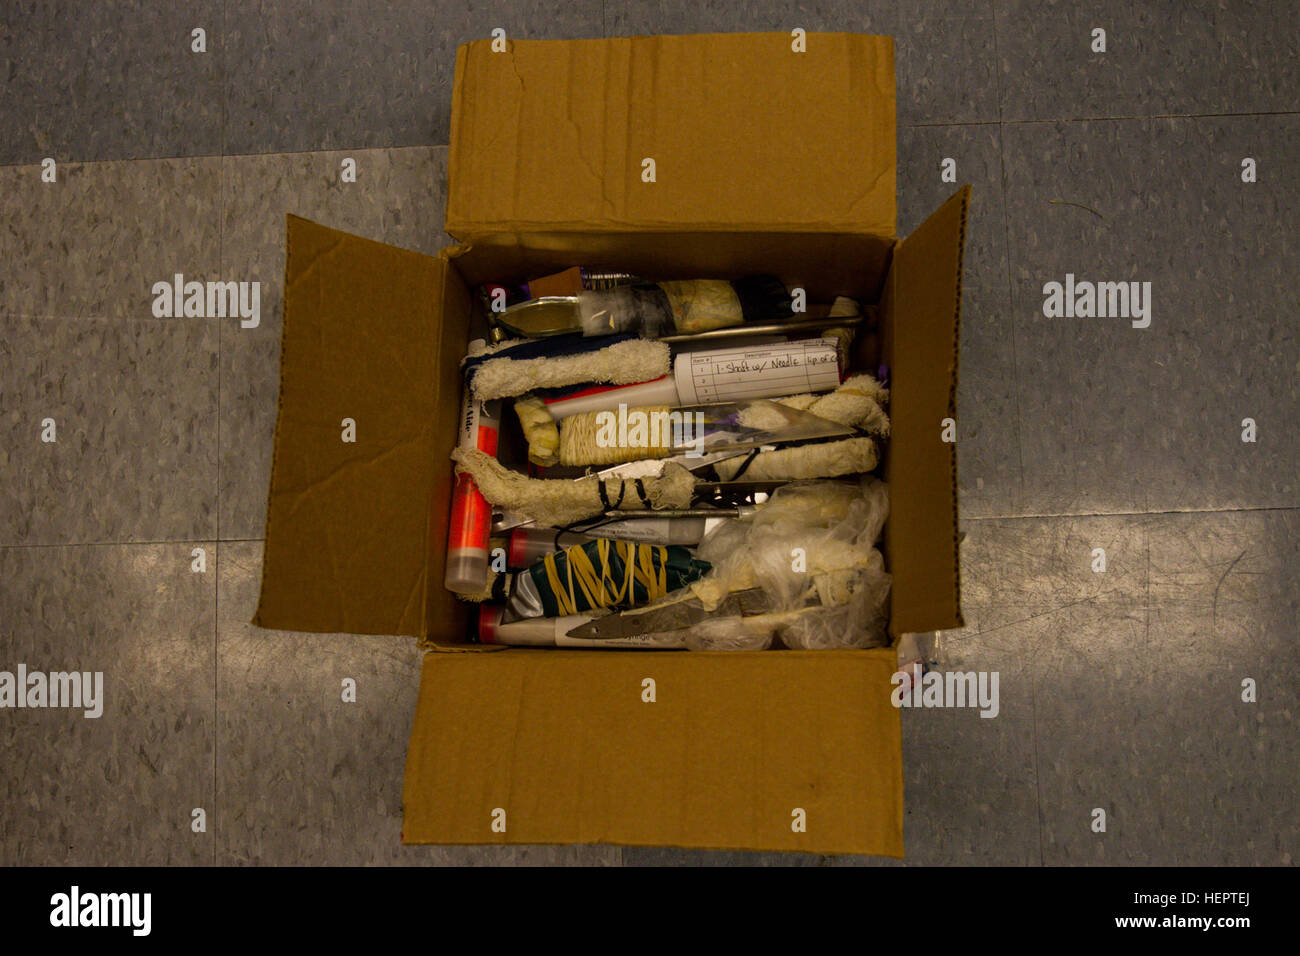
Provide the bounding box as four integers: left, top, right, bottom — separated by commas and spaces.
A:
254, 33, 966, 857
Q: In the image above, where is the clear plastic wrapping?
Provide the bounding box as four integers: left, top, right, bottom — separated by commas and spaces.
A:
687, 477, 891, 650
576, 285, 676, 338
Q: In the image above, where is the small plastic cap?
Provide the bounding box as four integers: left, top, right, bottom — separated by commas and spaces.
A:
478, 604, 503, 644
508, 529, 528, 569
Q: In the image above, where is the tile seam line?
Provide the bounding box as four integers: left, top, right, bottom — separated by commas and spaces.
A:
215, 0, 227, 865
989, 0, 1044, 868
0, 538, 262, 551
906, 110, 1300, 128
1, 108, 1294, 170
962, 505, 1300, 521
988, 8, 1031, 556
1001, 110, 1300, 123
0, 314, 222, 323
0, 143, 452, 170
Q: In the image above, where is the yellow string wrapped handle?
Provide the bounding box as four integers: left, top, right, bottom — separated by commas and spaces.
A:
558, 406, 674, 466
541, 538, 671, 616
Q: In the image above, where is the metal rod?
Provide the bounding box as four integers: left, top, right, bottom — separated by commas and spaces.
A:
658, 313, 864, 344
602, 506, 758, 519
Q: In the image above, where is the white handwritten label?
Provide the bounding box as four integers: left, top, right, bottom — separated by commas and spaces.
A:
674, 338, 840, 404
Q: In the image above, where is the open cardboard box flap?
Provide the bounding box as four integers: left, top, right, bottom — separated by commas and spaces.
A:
885, 186, 968, 635
447, 33, 897, 238
254, 216, 468, 637
401, 648, 903, 854
254, 34, 967, 855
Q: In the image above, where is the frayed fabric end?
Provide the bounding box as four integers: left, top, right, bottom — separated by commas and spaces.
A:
468, 338, 671, 402
452, 447, 696, 527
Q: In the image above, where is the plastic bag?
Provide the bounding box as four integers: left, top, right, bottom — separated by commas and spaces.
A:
688, 477, 891, 650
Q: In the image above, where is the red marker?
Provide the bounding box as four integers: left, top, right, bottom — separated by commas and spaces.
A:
444, 384, 500, 595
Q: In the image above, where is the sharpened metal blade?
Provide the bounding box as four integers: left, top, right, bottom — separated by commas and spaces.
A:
658, 313, 864, 344
564, 588, 769, 640
591, 448, 749, 481
693, 480, 790, 497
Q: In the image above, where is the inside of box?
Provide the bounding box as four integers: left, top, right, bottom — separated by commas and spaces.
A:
448, 230, 895, 303
423, 228, 900, 650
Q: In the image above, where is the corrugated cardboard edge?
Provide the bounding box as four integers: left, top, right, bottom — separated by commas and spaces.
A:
884, 185, 969, 635
945, 186, 969, 627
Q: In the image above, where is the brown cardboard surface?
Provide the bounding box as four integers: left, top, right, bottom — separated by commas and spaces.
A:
421, 252, 474, 643
447, 34, 896, 238
402, 648, 904, 856
524, 266, 584, 298
448, 230, 893, 304
255, 216, 450, 636
883, 186, 969, 635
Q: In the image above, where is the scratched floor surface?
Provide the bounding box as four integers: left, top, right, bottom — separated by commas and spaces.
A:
0, 1, 1295, 865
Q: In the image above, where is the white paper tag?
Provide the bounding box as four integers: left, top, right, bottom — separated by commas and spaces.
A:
674, 338, 840, 404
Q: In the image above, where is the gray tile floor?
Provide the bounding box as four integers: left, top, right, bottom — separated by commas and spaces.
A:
0, 1, 1295, 866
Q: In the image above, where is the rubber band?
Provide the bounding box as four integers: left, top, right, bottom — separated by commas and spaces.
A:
538, 538, 673, 617
597, 479, 626, 512
729, 447, 761, 481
